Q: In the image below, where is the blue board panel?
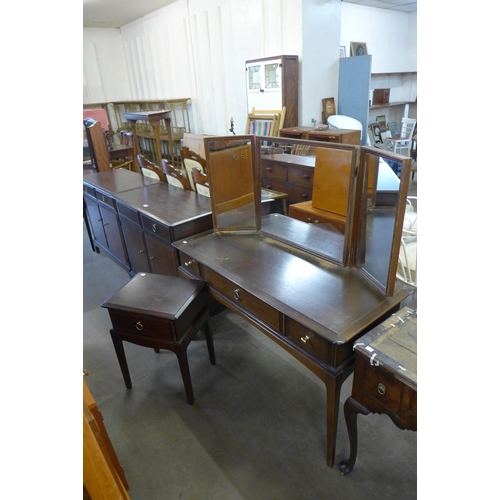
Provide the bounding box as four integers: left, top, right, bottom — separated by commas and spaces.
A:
338, 55, 371, 145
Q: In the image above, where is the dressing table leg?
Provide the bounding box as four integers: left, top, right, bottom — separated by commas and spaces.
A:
325, 374, 343, 468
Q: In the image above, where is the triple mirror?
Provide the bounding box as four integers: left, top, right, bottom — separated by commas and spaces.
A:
203, 135, 412, 297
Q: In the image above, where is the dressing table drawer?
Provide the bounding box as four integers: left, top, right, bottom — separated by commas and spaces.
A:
179, 251, 201, 277
204, 267, 280, 331
286, 319, 331, 365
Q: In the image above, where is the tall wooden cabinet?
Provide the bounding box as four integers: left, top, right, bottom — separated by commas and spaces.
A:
245, 55, 298, 128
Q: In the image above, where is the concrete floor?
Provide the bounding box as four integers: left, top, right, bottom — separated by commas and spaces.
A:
83, 190, 417, 499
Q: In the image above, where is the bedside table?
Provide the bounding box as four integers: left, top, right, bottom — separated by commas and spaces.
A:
101, 273, 216, 405
339, 301, 417, 474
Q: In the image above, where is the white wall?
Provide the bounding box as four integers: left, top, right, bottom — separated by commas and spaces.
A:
83, 0, 416, 134
340, 4, 416, 73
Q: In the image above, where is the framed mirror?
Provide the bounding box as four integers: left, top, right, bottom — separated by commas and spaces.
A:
256, 136, 359, 266
204, 135, 261, 233
353, 146, 413, 296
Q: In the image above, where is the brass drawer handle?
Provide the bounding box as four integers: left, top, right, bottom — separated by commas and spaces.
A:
135, 321, 144, 331
377, 383, 386, 395
302, 174, 310, 179
265, 167, 272, 171
149, 256, 155, 260
301, 335, 310, 344
184, 260, 194, 266
139, 249, 145, 254
233, 289, 240, 300
302, 193, 308, 198
152, 223, 157, 233
101, 195, 105, 202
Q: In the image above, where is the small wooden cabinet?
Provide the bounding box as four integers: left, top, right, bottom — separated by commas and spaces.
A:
245, 55, 298, 128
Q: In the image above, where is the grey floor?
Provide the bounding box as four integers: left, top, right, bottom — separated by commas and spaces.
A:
83, 180, 417, 500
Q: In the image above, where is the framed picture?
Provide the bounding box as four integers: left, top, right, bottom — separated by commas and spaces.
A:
321, 97, 336, 123
369, 123, 383, 144
339, 46, 346, 58
350, 42, 368, 57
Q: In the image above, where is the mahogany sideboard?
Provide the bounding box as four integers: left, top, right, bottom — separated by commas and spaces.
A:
83, 169, 213, 276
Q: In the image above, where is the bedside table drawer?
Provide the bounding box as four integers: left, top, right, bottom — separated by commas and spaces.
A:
108, 309, 178, 341
83, 185, 96, 199
204, 267, 280, 331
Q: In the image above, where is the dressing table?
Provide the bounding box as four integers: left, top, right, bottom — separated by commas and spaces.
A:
173, 135, 413, 467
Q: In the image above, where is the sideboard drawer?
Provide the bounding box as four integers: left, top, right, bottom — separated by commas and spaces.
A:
286, 319, 331, 365
204, 267, 280, 331
95, 190, 115, 209
83, 185, 96, 199
117, 202, 141, 226
288, 165, 314, 189
141, 215, 172, 243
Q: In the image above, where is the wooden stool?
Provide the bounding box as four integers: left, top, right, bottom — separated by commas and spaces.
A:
101, 273, 216, 404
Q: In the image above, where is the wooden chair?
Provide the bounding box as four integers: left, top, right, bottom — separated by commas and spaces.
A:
180, 146, 207, 191
84, 118, 132, 172
191, 167, 210, 197
250, 107, 286, 130
245, 113, 280, 137
136, 154, 167, 183
161, 159, 192, 190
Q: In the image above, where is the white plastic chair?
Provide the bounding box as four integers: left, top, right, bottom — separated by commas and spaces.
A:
327, 115, 363, 138
385, 118, 416, 156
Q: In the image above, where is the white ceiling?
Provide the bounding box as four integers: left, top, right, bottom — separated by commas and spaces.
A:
83, 0, 416, 29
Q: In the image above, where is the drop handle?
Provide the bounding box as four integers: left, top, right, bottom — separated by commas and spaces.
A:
184, 260, 194, 266
233, 289, 240, 300
377, 383, 386, 395
301, 335, 310, 344
135, 321, 144, 331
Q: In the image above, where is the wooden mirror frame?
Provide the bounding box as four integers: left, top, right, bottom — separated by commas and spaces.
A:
204, 135, 261, 234
352, 146, 413, 296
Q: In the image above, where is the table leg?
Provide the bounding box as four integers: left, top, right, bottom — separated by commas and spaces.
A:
173, 347, 195, 405
110, 332, 132, 389
202, 313, 216, 365
339, 396, 371, 475
325, 373, 343, 467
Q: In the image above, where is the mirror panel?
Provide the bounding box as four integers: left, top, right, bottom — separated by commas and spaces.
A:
204, 135, 260, 233
256, 136, 358, 266
354, 147, 412, 296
